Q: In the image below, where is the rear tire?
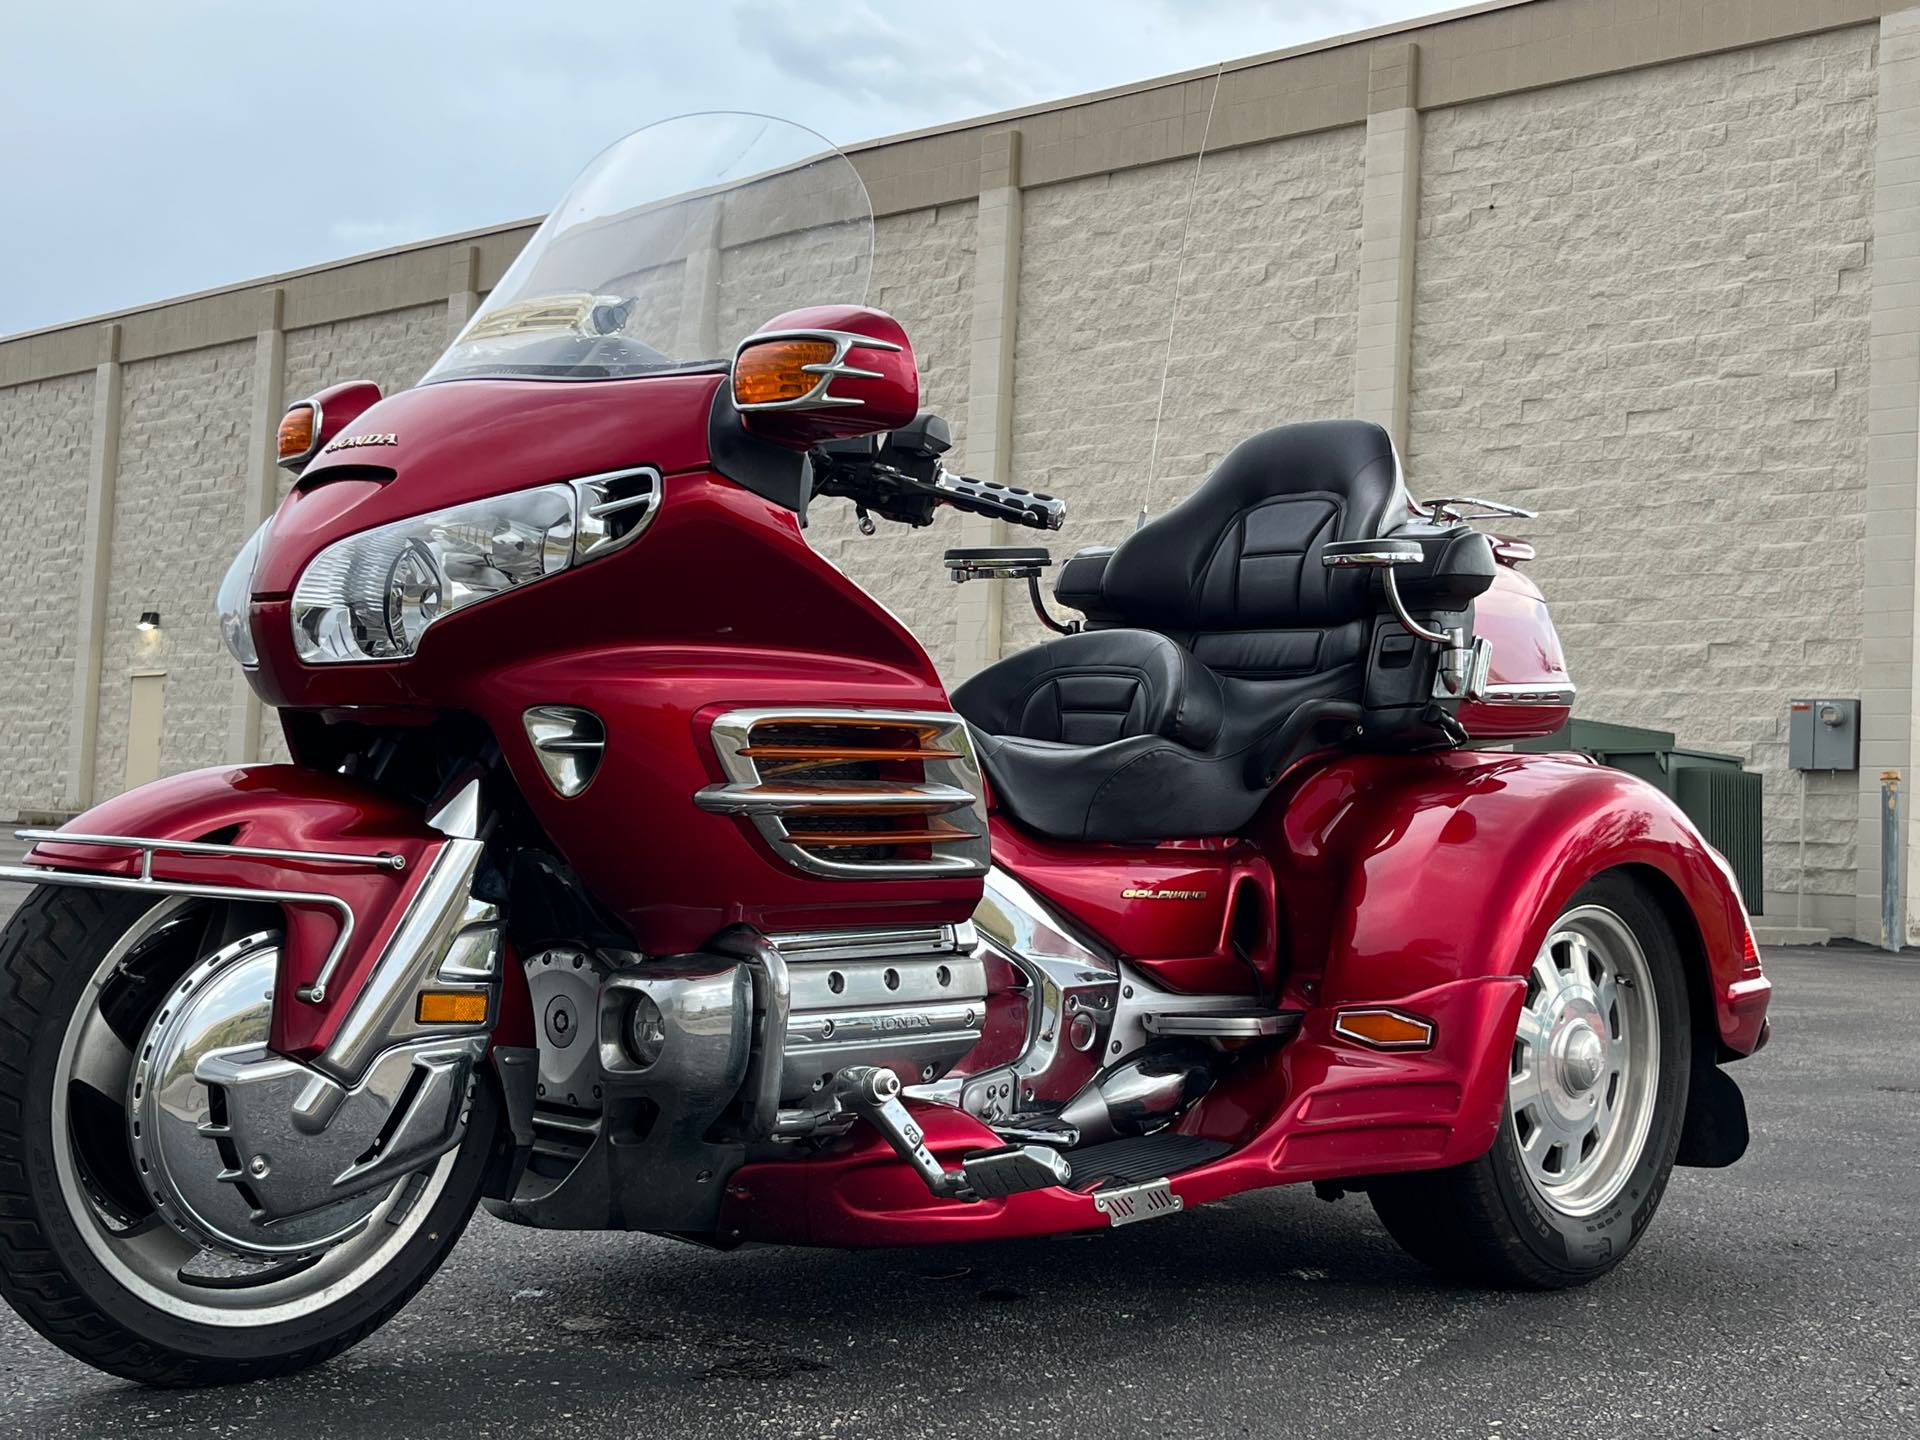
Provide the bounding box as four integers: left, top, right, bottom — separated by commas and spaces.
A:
1368, 872, 1691, 1288
0, 886, 499, 1386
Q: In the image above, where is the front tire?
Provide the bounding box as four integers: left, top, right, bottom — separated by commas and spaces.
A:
0, 886, 498, 1386
1368, 873, 1691, 1288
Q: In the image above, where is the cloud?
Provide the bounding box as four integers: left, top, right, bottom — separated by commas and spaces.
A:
733, 1, 1048, 116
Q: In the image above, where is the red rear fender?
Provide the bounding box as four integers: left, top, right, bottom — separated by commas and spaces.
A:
1258, 750, 1768, 1056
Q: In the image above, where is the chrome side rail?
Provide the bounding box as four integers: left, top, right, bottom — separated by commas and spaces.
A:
0, 864, 357, 1003
12, 829, 406, 879
3, 829, 406, 1005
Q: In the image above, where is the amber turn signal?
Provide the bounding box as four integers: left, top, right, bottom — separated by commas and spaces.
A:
1333, 1007, 1435, 1051
732, 338, 838, 408
277, 403, 317, 466
416, 991, 488, 1025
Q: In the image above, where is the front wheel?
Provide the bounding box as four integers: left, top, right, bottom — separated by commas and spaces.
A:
0, 886, 498, 1386
1368, 873, 1691, 1288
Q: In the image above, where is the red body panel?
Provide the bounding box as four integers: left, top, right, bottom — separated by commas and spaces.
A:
722, 974, 1521, 1246
991, 824, 1277, 994
22, 765, 534, 1058
301, 380, 383, 459
1254, 749, 1767, 1055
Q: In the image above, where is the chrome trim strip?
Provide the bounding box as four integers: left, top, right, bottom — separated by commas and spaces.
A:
1478, 681, 1578, 707
694, 782, 977, 816
769, 924, 964, 962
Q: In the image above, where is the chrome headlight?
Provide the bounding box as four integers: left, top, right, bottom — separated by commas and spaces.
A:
217, 519, 272, 668
288, 469, 662, 664
292, 485, 575, 663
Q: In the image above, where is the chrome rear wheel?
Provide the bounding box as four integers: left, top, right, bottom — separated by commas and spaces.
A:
1507, 905, 1660, 1219
1368, 872, 1691, 1288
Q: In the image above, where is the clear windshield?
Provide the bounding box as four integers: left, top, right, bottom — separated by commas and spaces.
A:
424, 113, 874, 384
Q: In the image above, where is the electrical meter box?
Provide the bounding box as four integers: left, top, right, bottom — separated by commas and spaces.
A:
1788, 698, 1860, 772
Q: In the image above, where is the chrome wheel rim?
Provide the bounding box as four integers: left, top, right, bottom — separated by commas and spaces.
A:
1507, 904, 1659, 1218
50, 898, 461, 1327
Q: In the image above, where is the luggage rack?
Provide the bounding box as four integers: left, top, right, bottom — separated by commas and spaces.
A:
0, 829, 406, 1004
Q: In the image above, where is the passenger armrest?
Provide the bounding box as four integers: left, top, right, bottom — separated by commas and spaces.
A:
1055, 546, 1119, 619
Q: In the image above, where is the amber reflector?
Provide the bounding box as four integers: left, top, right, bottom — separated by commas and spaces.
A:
732, 338, 838, 407
1333, 1008, 1435, 1050
277, 403, 317, 463
417, 991, 488, 1025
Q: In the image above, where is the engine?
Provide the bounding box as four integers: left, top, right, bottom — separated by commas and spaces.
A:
771, 926, 987, 1102
515, 922, 989, 1202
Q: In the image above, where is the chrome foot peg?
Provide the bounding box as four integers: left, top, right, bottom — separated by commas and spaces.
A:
962, 1143, 1072, 1198
833, 1066, 1072, 1202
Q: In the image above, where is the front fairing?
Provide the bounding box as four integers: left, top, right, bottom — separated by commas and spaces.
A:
243, 372, 969, 953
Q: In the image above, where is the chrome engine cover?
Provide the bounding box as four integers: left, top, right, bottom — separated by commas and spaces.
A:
770, 926, 986, 1101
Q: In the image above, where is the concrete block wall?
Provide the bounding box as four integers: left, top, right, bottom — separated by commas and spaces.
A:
1004, 126, 1366, 653
0, 371, 93, 815
283, 304, 451, 407
805, 202, 981, 664
94, 343, 255, 795
1408, 27, 1879, 928
3, 0, 1917, 942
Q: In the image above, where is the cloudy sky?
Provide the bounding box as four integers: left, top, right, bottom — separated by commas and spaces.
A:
1, 0, 1464, 336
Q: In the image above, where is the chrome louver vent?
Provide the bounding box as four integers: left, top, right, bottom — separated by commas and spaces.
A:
522, 705, 606, 797
695, 708, 990, 878
571, 466, 662, 562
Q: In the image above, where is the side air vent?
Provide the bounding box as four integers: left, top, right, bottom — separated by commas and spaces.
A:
695, 708, 989, 878
522, 705, 606, 797
571, 466, 662, 562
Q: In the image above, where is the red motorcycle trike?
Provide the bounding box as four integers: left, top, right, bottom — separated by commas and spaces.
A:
0, 116, 1771, 1385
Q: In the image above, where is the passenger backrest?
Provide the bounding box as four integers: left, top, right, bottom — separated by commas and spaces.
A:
1079, 419, 1403, 681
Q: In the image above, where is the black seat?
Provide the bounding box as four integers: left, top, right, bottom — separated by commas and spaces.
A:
953, 419, 1402, 843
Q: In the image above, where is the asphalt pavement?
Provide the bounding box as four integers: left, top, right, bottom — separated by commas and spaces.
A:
0, 875, 1914, 1439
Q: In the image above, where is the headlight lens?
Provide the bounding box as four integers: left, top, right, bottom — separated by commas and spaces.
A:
292, 485, 576, 663
217, 519, 271, 668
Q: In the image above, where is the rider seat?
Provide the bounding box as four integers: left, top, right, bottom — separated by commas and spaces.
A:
952, 419, 1403, 844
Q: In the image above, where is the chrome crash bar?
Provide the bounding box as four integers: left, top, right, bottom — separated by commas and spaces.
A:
0, 829, 407, 1005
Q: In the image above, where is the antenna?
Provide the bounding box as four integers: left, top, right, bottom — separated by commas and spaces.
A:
1141, 60, 1227, 529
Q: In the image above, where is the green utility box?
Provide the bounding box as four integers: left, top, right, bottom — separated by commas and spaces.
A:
1511, 719, 1764, 916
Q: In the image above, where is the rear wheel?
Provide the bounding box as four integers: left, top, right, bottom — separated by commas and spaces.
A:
1368, 873, 1691, 1288
0, 886, 497, 1386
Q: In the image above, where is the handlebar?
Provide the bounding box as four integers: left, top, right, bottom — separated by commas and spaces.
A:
809, 414, 1067, 532
925, 469, 1066, 531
